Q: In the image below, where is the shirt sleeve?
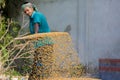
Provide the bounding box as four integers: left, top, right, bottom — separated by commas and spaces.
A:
33, 13, 41, 25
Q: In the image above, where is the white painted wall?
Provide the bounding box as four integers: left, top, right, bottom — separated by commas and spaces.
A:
84, 0, 120, 67
20, 0, 120, 69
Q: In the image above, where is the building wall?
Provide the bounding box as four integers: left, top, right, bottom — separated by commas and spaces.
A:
22, 0, 120, 68
84, 0, 120, 67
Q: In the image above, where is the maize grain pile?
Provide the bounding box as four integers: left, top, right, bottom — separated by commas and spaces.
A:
16, 32, 82, 80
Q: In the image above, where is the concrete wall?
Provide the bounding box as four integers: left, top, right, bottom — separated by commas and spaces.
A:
84, 0, 120, 67
22, 0, 120, 68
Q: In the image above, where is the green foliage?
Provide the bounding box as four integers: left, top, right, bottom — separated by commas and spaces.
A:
0, 18, 20, 62
1, 48, 9, 61
0, 0, 5, 8
13, 55, 33, 75
5, 69, 21, 76
0, 0, 32, 77
0, 16, 33, 76
9, 22, 21, 37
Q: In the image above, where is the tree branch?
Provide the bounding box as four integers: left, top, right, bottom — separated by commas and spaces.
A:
0, 19, 11, 41
4, 41, 30, 72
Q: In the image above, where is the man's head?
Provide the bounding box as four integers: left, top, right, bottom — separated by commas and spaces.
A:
21, 2, 37, 16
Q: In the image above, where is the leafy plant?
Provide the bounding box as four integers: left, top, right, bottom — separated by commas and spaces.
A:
5, 69, 21, 76
0, 16, 33, 76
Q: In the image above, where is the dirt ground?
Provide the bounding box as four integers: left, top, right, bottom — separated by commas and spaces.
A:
0, 75, 101, 80
44, 77, 101, 80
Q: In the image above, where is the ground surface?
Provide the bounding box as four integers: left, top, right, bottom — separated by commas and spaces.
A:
44, 77, 101, 80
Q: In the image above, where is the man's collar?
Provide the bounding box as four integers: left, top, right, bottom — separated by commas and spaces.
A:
30, 11, 36, 18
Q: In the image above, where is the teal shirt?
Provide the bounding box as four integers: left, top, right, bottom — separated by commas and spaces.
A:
29, 11, 50, 34
29, 11, 53, 48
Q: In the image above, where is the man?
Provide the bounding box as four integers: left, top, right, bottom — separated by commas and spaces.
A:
21, 3, 53, 80
22, 2, 50, 34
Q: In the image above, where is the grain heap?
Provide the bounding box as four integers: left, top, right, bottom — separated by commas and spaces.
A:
15, 32, 81, 80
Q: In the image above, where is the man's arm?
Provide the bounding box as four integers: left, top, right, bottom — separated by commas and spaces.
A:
34, 23, 39, 33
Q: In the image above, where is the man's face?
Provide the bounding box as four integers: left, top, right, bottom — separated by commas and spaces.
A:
24, 7, 34, 16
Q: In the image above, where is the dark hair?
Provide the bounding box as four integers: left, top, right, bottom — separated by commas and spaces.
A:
22, 2, 29, 5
